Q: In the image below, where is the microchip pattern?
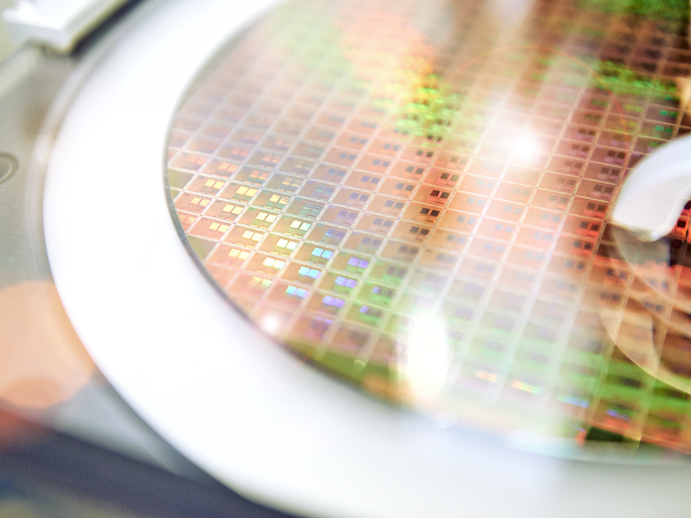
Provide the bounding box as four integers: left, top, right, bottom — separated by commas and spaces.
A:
166, 0, 691, 455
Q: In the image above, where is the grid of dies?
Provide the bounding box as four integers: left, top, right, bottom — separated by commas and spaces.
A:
167, 0, 691, 447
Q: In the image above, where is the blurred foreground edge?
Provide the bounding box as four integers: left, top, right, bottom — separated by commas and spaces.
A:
0, 405, 298, 518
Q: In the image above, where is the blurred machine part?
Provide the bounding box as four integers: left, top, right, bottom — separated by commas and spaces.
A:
3, 0, 128, 52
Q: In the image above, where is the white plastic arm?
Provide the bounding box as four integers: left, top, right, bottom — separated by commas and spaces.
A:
610, 134, 691, 242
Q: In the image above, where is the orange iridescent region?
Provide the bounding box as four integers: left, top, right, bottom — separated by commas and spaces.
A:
166, 0, 691, 455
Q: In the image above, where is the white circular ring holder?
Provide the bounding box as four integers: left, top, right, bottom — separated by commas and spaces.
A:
43, 0, 691, 516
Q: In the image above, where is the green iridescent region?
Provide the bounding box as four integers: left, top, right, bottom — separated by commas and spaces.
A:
594, 61, 679, 97
394, 76, 460, 142
579, 0, 690, 19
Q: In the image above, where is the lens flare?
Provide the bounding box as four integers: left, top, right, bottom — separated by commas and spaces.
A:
400, 314, 452, 400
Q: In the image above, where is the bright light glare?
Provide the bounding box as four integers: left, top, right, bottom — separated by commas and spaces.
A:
260, 313, 282, 334
400, 314, 451, 399
512, 133, 541, 160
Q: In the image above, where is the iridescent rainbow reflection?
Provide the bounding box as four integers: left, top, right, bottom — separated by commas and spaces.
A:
166, 0, 691, 456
